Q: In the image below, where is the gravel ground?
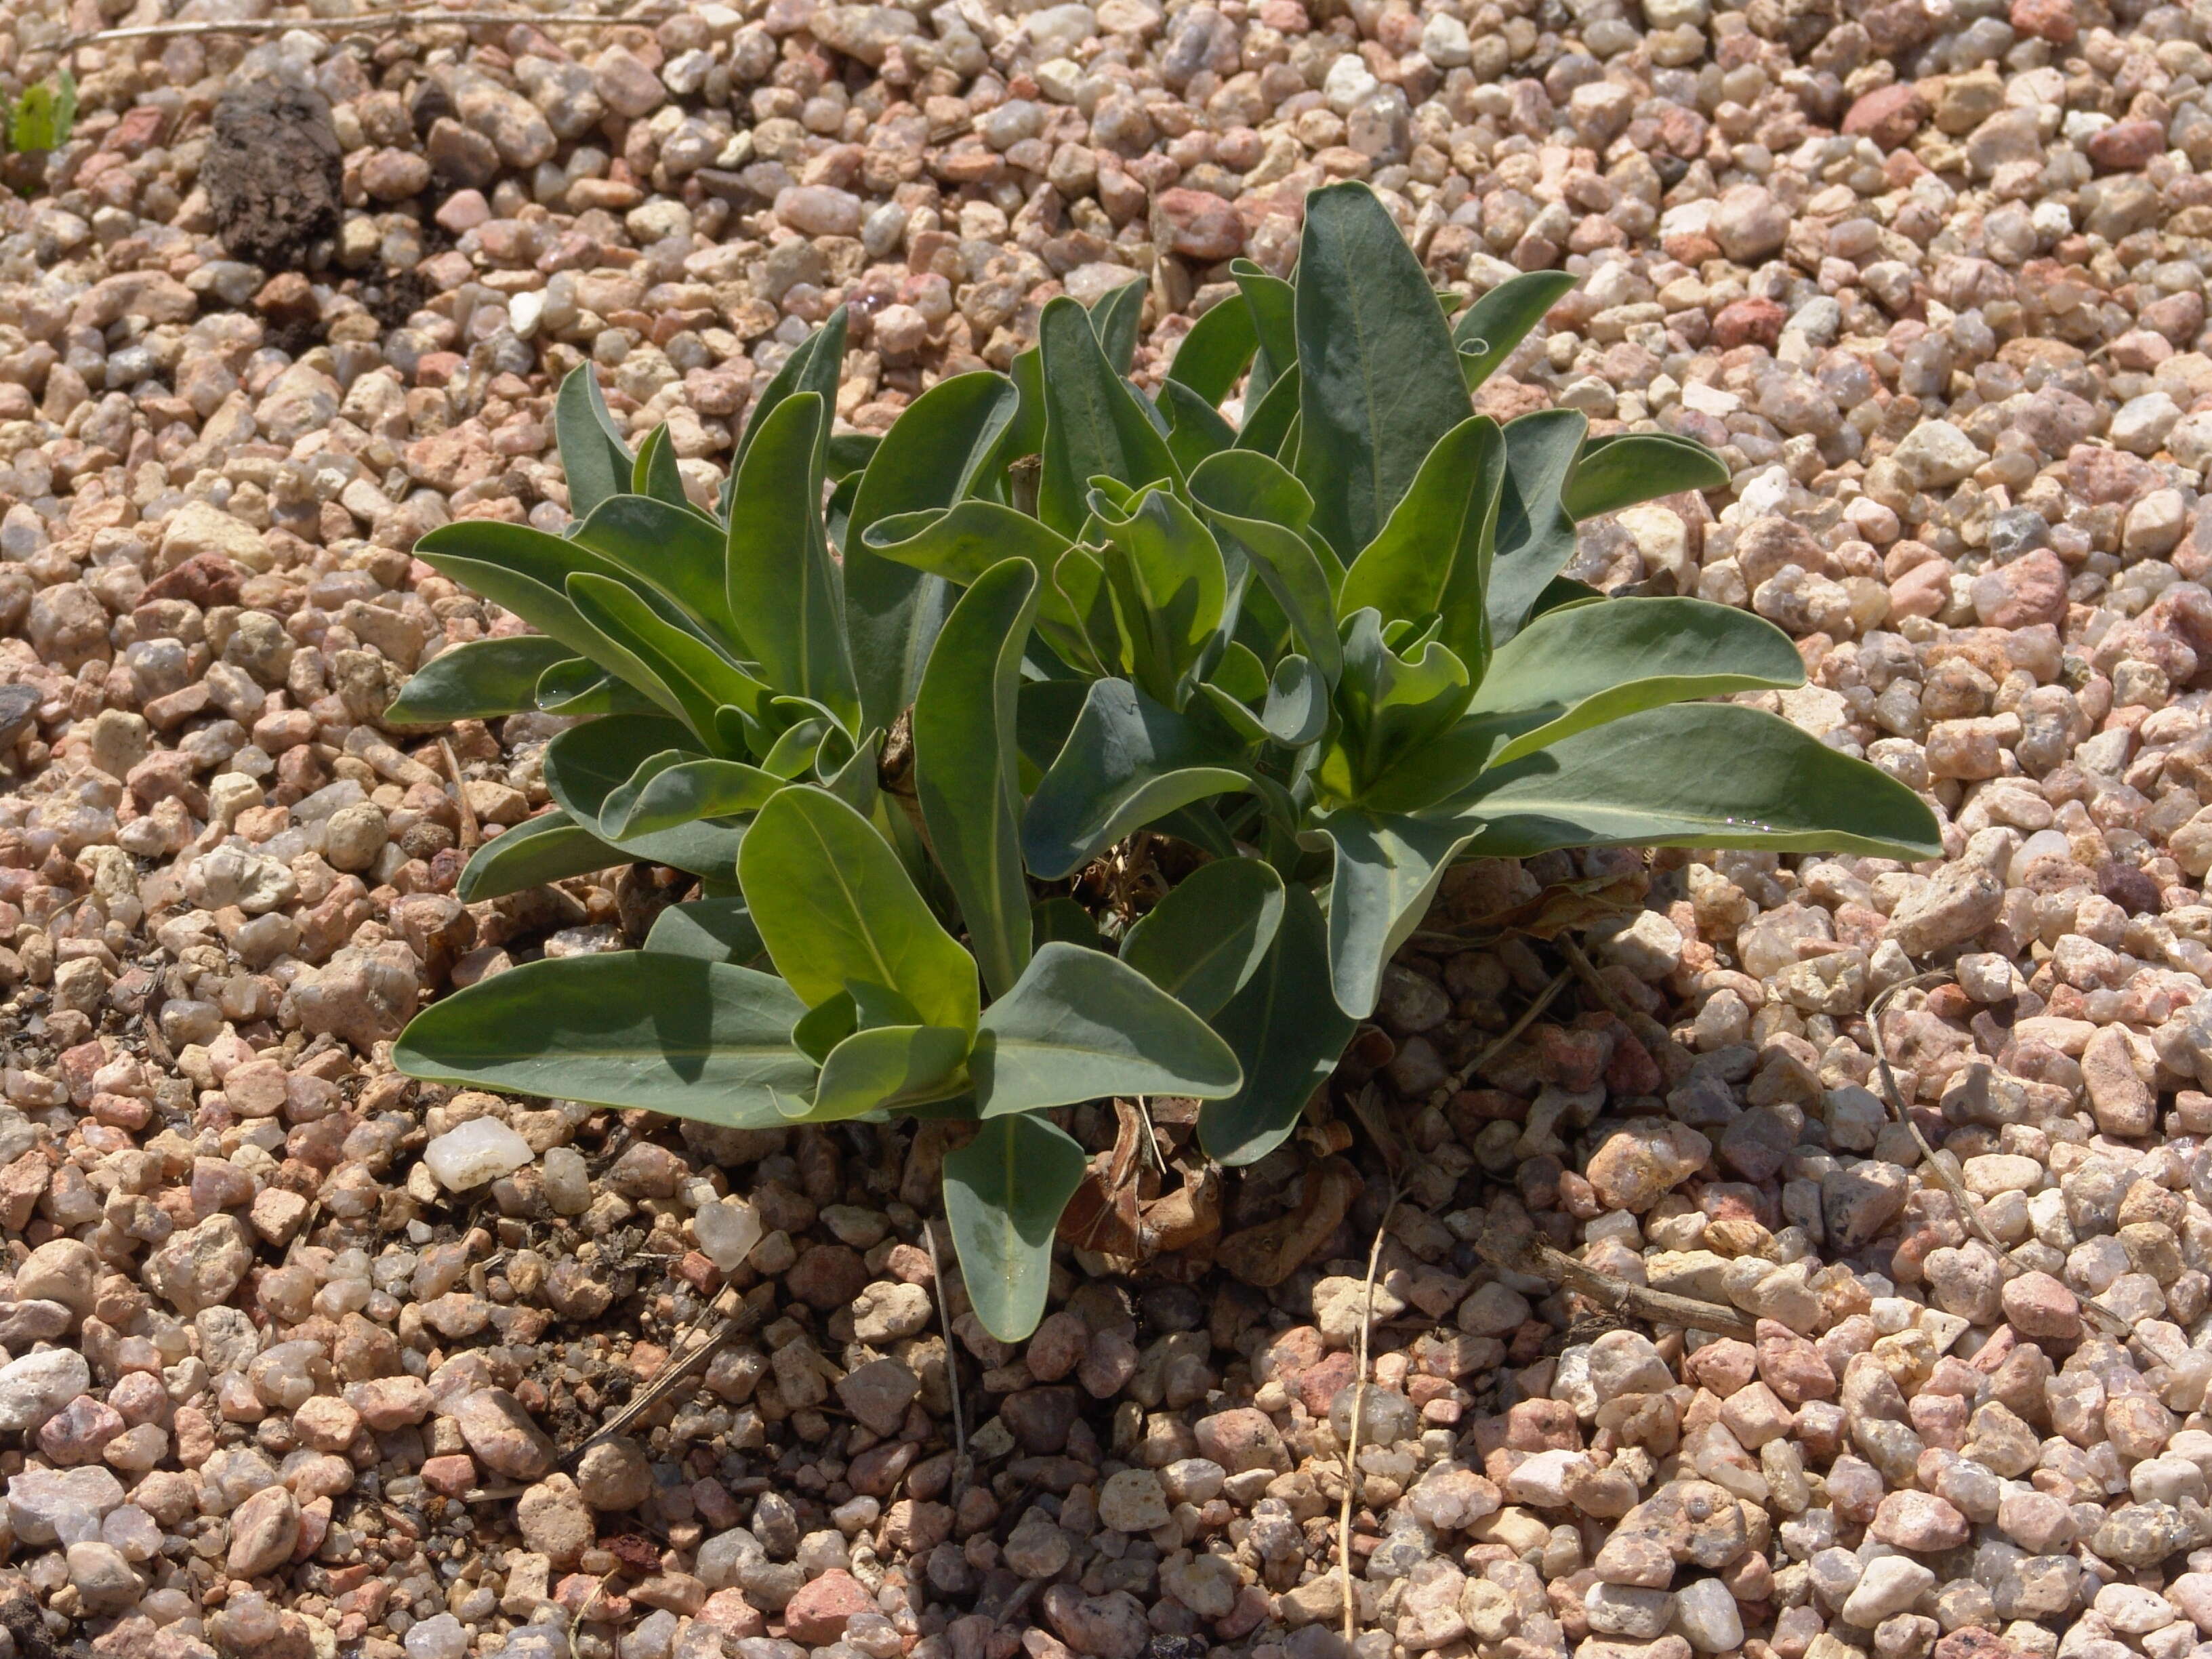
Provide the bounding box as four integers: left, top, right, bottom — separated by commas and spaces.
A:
3, 1, 2212, 1658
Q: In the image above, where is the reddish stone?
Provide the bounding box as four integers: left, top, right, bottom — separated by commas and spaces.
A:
141, 552, 244, 608
1153, 187, 1246, 262
1711, 297, 1785, 350
2087, 119, 2165, 174
2009, 0, 2076, 43
1841, 84, 1927, 151
419, 1454, 477, 1496
783, 1570, 871, 1644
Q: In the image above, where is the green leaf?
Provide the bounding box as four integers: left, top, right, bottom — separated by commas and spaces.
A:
1036, 295, 1180, 539
569, 494, 741, 652
535, 658, 663, 718
1263, 655, 1328, 746
1448, 701, 1945, 861
1337, 415, 1504, 674
1236, 362, 1301, 459
1166, 295, 1259, 406
541, 716, 747, 878
566, 572, 741, 746
630, 424, 691, 510
602, 754, 785, 838
1033, 897, 1105, 950
1200, 882, 1356, 1165
846, 372, 1021, 733
1469, 597, 1806, 766
827, 431, 882, 483
724, 391, 860, 730
1452, 270, 1576, 392
1232, 262, 1297, 400
554, 365, 634, 523
413, 519, 645, 674
1016, 680, 1091, 777
971, 942, 1243, 1118
1023, 679, 1251, 881
1486, 408, 1588, 648
1319, 611, 1473, 808
392, 954, 813, 1125
644, 898, 766, 964
794, 991, 859, 1064
803, 1024, 972, 1121
1090, 276, 1147, 375
915, 559, 1038, 1001
739, 785, 981, 1035
1186, 449, 1343, 680
453, 808, 627, 903
943, 1113, 1088, 1342
733, 307, 848, 480
1561, 432, 1731, 520
1160, 380, 1239, 473
387, 636, 576, 724
1313, 809, 1481, 1018
1089, 484, 1229, 707
1120, 857, 1285, 1019
1292, 182, 1472, 562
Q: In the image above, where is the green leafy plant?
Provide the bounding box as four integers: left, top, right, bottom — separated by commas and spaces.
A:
1, 70, 77, 157
389, 181, 1940, 1340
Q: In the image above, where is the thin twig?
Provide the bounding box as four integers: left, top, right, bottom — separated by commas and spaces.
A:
1865, 970, 2133, 1341
560, 1284, 764, 1468
1480, 1216, 1759, 1339
1340, 1175, 1406, 1645
441, 736, 480, 853
61, 10, 670, 48
1558, 933, 1637, 1025
1439, 967, 1572, 1097
924, 1218, 968, 1498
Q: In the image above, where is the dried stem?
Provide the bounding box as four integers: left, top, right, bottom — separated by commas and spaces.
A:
560, 1283, 764, 1468
1438, 967, 1572, 1098
1479, 1216, 1759, 1340
1340, 1175, 1406, 1645
924, 1217, 970, 1496
440, 736, 480, 853
1864, 970, 2133, 1341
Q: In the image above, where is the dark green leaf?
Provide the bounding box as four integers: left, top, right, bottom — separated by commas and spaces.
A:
943, 1113, 1088, 1342
1292, 182, 1472, 562
392, 954, 813, 1124
739, 785, 981, 1034
1313, 809, 1480, 1018
1235, 363, 1301, 459
846, 372, 1021, 732
1336, 415, 1504, 674
733, 306, 848, 479
1161, 380, 1239, 473
603, 754, 785, 838
1200, 883, 1355, 1165
453, 808, 627, 903
1530, 575, 1604, 617
1120, 857, 1285, 1019
566, 572, 741, 745
554, 365, 634, 523
630, 424, 691, 510
827, 431, 882, 482
1036, 295, 1180, 539
387, 636, 576, 724
541, 716, 747, 878
1486, 408, 1589, 648
1263, 655, 1328, 745
1448, 702, 1945, 861
1033, 897, 1105, 950
1185, 449, 1343, 680
570, 494, 741, 651
1561, 432, 1731, 520
803, 1025, 972, 1121
645, 898, 766, 965
1318, 611, 1473, 808
533, 658, 661, 718
413, 520, 642, 674
1452, 270, 1576, 391
794, 991, 859, 1064
1166, 295, 1259, 406
915, 559, 1039, 1000
971, 942, 1243, 1118
1090, 276, 1147, 375
1023, 679, 1250, 880
1231, 261, 1296, 399
724, 392, 860, 730
1016, 680, 1092, 779
1089, 484, 1229, 707
1469, 596, 1806, 765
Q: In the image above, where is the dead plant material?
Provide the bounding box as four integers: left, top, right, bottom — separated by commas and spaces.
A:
1340, 1176, 1406, 1645
1216, 1156, 1361, 1288
1477, 1212, 1758, 1340
560, 1282, 769, 1467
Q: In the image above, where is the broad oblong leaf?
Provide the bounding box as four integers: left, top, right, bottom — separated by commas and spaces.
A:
1486, 409, 1588, 647
571, 493, 741, 651
631, 424, 691, 510
1336, 414, 1504, 673
394, 954, 813, 1124
554, 365, 634, 522
1313, 809, 1482, 1019
413, 520, 642, 673
1232, 261, 1296, 399
1292, 182, 1471, 561
1090, 276, 1147, 374
944, 1114, 1088, 1342
916, 560, 1038, 1000
565, 571, 737, 745
645, 897, 766, 964
387, 635, 575, 724
802, 1024, 972, 1121
725, 392, 860, 729
1562, 432, 1729, 521
541, 716, 747, 878
733, 307, 848, 480
1187, 449, 1343, 680
1452, 270, 1576, 392
1160, 380, 1239, 473
971, 942, 1243, 1118
739, 785, 981, 1035
604, 755, 784, 838
1036, 295, 1179, 538
453, 808, 627, 903
1090, 484, 1229, 707
1023, 679, 1250, 880
1470, 597, 1806, 766
1120, 857, 1285, 1019
1450, 702, 1944, 859
1200, 884, 1356, 1166
846, 372, 1020, 733
1166, 295, 1259, 406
